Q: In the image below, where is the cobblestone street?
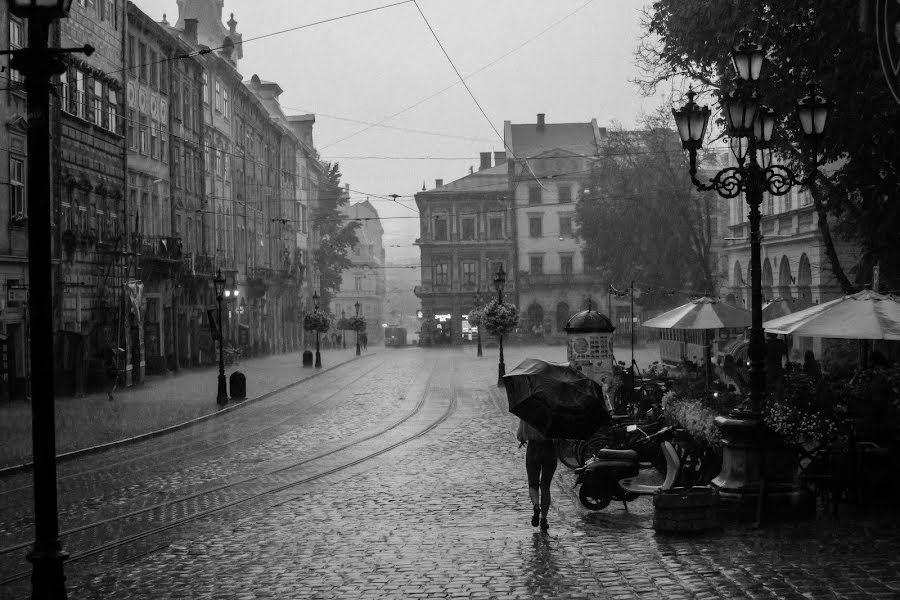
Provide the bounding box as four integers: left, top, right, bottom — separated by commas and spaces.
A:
2, 346, 899, 599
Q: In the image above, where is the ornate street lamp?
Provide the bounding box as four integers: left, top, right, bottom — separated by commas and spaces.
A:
341, 309, 347, 349
5, 2, 94, 595
494, 265, 506, 386
213, 270, 228, 404
313, 291, 322, 368
355, 301, 362, 356
672, 30, 828, 522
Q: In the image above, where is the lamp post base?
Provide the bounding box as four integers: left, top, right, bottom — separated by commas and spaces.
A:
27, 547, 69, 599
216, 374, 228, 405
711, 415, 814, 522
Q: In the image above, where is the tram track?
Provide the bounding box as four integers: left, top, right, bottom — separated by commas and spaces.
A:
0, 353, 392, 503
0, 358, 458, 592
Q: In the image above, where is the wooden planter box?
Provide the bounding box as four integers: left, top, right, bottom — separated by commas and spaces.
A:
653, 486, 720, 534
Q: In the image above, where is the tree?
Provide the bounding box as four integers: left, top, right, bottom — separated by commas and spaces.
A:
635, 1, 900, 292
575, 110, 720, 310
314, 162, 360, 309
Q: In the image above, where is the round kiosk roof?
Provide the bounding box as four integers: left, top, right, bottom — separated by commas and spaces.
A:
565, 309, 615, 334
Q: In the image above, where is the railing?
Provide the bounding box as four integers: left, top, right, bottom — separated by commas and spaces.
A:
139, 235, 183, 262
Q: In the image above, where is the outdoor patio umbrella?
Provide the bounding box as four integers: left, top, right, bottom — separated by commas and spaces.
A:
642, 297, 752, 330
643, 297, 751, 384
503, 358, 611, 440
762, 298, 794, 322
764, 290, 900, 340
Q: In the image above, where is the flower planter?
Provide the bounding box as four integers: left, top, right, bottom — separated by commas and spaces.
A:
653, 486, 720, 534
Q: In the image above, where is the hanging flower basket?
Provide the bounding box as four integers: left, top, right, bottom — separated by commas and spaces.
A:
347, 315, 367, 332
481, 299, 519, 336
336, 317, 349, 330
303, 311, 331, 333
467, 305, 485, 328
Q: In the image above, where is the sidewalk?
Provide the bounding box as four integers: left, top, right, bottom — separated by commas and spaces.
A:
0, 346, 373, 470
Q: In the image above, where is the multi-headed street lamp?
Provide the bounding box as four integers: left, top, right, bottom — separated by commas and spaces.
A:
672, 29, 828, 517
355, 301, 362, 356
6, 1, 95, 594
213, 270, 228, 404
494, 265, 506, 386
313, 291, 322, 368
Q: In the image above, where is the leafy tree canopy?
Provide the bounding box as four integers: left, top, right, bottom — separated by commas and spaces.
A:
636, 0, 900, 291
575, 110, 720, 311
314, 162, 360, 310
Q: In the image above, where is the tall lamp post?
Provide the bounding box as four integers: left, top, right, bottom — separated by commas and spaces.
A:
6, 1, 94, 596
494, 265, 506, 386
354, 301, 361, 356
313, 291, 322, 368
213, 270, 228, 404
672, 30, 828, 519
341, 309, 347, 349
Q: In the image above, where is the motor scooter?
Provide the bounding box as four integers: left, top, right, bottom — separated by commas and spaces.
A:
574, 425, 680, 511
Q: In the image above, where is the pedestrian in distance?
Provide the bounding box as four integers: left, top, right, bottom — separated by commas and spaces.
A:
361, 332, 368, 350
517, 419, 557, 531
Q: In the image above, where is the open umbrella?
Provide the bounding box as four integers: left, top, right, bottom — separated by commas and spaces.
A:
642, 297, 751, 330
764, 290, 900, 340
762, 298, 794, 321
503, 358, 611, 440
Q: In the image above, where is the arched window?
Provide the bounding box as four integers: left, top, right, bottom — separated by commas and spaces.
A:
798, 254, 812, 308
778, 255, 793, 300
762, 258, 774, 302
526, 302, 544, 336
555, 302, 570, 332
732, 261, 745, 307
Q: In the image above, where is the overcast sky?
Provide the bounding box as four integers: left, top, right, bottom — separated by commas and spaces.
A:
132, 0, 663, 263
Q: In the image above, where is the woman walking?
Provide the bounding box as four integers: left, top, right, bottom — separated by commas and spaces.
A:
517, 419, 557, 531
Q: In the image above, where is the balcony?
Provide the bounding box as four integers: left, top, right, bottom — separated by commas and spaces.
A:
139, 236, 183, 263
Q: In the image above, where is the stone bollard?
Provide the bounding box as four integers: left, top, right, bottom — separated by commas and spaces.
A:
229, 371, 246, 400
302, 350, 313, 368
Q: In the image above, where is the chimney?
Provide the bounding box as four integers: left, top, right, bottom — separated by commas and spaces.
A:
184, 18, 199, 44
537, 113, 545, 129
493, 151, 506, 167
435, 179, 443, 188
479, 152, 492, 171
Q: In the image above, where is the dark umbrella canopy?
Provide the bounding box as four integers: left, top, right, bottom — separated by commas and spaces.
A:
503, 358, 611, 440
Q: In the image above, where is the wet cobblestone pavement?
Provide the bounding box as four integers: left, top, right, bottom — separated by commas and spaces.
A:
2, 346, 899, 599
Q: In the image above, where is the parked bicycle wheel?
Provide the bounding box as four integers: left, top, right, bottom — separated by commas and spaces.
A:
576, 428, 615, 466
554, 439, 583, 470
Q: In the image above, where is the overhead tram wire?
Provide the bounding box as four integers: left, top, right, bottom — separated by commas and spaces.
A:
411, 0, 544, 191
62, 1, 416, 90
319, 0, 596, 150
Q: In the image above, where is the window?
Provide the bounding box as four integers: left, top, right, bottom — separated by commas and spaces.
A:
9, 19, 24, 84
461, 217, 475, 240
107, 88, 118, 133
559, 216, 572, 237
149, 49, 158, 89
529, 215, 542, 238
171, 78, 181, 120
215, 149, 222, 178
355, 276, 363, 291
223, 88, 229, 118
60, 70, 71, 113
139, 42, 147, 82
528, 185, 542, 205
150, 121, 158, 159
434, 216, 448, 241
160, 125, 168, 163
92, 80, 103, 126
462, 262, 476, 285
127, 35, 135, 71
127, 109, 136, 149
434, 263, 449, 285
202, 72, 209, 104
74, 73, 85, 119
558, 185, 572, 204
301, 205, 308, 233
159, 61, 168, 95
530, 255, 544, 275
489, 216, 502, 239
214, 80, 222, 112
560, 255, 573, 276
139, 117, 148, 154
183, 83, 192, 129
6, 279, 22, 309
10, 158, 25, 217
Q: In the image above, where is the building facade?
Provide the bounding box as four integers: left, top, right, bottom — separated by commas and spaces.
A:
414, 152, 516, 344
334, 200, 386, 345
506, 114, 605, 342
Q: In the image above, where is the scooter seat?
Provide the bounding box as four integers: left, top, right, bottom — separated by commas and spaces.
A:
594, 448, 638, 462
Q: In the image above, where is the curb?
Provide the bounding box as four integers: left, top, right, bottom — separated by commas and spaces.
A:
0, 351, 379, 477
